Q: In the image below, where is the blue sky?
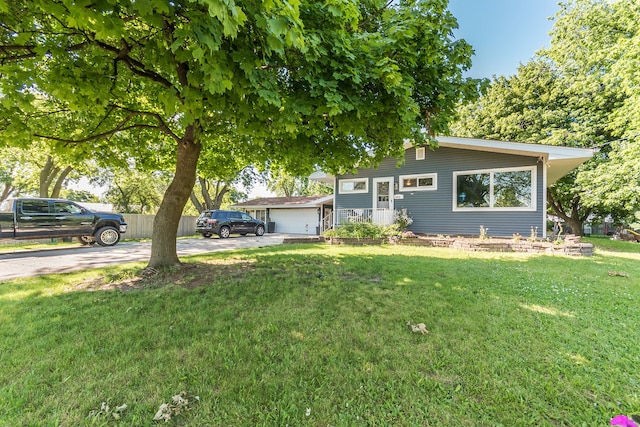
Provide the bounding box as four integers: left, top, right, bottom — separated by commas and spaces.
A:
447, 0, 561, 79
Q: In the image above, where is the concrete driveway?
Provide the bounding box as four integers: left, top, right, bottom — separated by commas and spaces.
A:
0, 234, 297, 281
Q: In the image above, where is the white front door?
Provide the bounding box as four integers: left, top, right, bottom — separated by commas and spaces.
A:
372, 177, 394, 224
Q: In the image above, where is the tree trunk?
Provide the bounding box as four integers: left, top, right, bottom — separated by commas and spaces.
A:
1, 182, 15, 202
190, 190, 204, 213
212, 184, 229, 210
51, 166, 73, 198
148, 126, 201, 269
547, 188, 588, 236
40, 156, 57, 197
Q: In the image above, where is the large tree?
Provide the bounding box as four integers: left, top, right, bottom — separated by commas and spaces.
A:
1, 0, 475, 268
451, 0, 637, 235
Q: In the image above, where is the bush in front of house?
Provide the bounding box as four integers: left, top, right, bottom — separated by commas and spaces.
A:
324, 221, 401, 239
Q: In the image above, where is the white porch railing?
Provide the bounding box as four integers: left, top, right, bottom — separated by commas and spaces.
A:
321, 211, 334, 233
336, 208, 396, 226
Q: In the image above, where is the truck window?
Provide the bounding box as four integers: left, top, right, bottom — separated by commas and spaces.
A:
20, 200, 50, 214
54, 201, 82, 214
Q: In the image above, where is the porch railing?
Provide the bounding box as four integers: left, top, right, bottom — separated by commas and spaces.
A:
321, 211, 334, 233
336, 208, 396, 226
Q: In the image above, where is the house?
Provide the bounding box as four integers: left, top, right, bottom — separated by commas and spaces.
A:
311, 136, 594, 238
232, 195, 334, 235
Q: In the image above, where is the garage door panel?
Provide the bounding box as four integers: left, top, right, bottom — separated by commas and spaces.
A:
270, 209, 317, 234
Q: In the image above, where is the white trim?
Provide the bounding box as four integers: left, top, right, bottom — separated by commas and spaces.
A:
453, 165, 537, 212
399, 173, 437, 192
372, 177, 394, 210
338, 178, 368, 194
403, 136, 593, 184
416, 147, 426, 160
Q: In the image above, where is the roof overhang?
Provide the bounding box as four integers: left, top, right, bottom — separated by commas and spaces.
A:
309, 170, 335, 185
232, 195, 334, 209
408, 136, 594, 185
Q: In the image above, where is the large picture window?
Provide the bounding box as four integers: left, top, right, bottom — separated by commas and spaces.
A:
338, 178, 368, 194
454, 166, 536, 211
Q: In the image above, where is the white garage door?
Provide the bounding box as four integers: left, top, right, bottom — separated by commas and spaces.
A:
270, 209, 318, 234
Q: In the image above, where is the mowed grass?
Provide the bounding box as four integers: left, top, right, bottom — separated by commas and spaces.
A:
1, 240, 639, 426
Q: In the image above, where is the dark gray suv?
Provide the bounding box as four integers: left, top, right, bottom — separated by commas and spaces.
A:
195, 210, 265, 238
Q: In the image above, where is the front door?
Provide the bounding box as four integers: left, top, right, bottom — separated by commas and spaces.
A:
372, 177, 394, 224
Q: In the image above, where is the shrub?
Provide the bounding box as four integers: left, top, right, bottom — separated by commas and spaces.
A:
326, 221, 401, 239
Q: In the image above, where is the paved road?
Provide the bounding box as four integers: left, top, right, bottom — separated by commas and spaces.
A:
0, 234, 291, 281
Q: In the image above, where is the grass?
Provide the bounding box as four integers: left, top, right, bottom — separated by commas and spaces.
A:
1, 240, 639, 426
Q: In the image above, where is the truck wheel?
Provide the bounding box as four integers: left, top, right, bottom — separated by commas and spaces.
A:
95, 226, 121, 246
78, 235, 96, 245
218, 226, 231, 239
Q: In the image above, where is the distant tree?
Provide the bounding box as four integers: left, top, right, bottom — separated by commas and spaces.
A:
189, 138, 264, 213
104, 170, 168, 214
0, 144, 86, 200
267, 167, 332, 197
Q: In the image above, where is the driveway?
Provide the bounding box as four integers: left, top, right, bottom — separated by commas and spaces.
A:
0, 234, 297, 281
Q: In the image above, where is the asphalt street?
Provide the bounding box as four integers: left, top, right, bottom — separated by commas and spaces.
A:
0, 234, 291, 281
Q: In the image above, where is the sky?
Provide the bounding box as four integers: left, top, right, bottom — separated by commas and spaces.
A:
447, 0, 561, 79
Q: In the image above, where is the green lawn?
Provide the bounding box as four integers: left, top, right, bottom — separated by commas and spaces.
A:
1, 240, 639, 426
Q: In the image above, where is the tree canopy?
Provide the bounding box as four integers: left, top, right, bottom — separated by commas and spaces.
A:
1, 0, 475, 267
451, 0, 640, 233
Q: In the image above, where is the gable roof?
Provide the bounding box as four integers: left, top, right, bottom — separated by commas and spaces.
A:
232, 195, 333, 209
431, 136, 594, 184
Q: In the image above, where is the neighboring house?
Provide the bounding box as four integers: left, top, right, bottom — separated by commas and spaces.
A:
232, 195, 334, 235
311, 136, 593, 238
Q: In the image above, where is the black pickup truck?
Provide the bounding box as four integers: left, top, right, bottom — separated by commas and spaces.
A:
0, 198, 127, 246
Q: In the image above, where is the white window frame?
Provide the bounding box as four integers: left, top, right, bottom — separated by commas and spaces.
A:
399, 173, 437, 192
416, 147, 426, 160
453, 166, 537, 212
338, 178, 369, 194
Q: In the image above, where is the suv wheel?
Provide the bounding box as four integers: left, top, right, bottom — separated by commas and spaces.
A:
218, 226, 231, 239
255, 225, 265, 236
202, 233, 212, 238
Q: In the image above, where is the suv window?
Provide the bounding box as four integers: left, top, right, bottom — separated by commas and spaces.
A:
241, 213, 252, 220
212, 211, 229, 220
230, 212, 242, 219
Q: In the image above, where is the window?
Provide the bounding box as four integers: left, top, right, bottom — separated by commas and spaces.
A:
454, 166, 536, 210
246, 209, 266, 222
399, 173, 437, 191
54, 201, 82, 214
416, 147, 426, 160
20, 199, 50, 214
338, 178, 368, 194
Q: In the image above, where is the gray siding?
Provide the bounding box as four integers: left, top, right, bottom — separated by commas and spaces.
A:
336, 146, 545, 237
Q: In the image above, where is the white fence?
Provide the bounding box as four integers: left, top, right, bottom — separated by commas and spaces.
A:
336, 208, 396, 226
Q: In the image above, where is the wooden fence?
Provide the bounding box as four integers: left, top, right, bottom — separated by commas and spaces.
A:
122, 214, 198, 239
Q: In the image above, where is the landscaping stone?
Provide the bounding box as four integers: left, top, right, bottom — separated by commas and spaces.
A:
325, 235, 594, 256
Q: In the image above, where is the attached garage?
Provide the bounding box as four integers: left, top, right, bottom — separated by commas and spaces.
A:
232, 195, 334, 235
